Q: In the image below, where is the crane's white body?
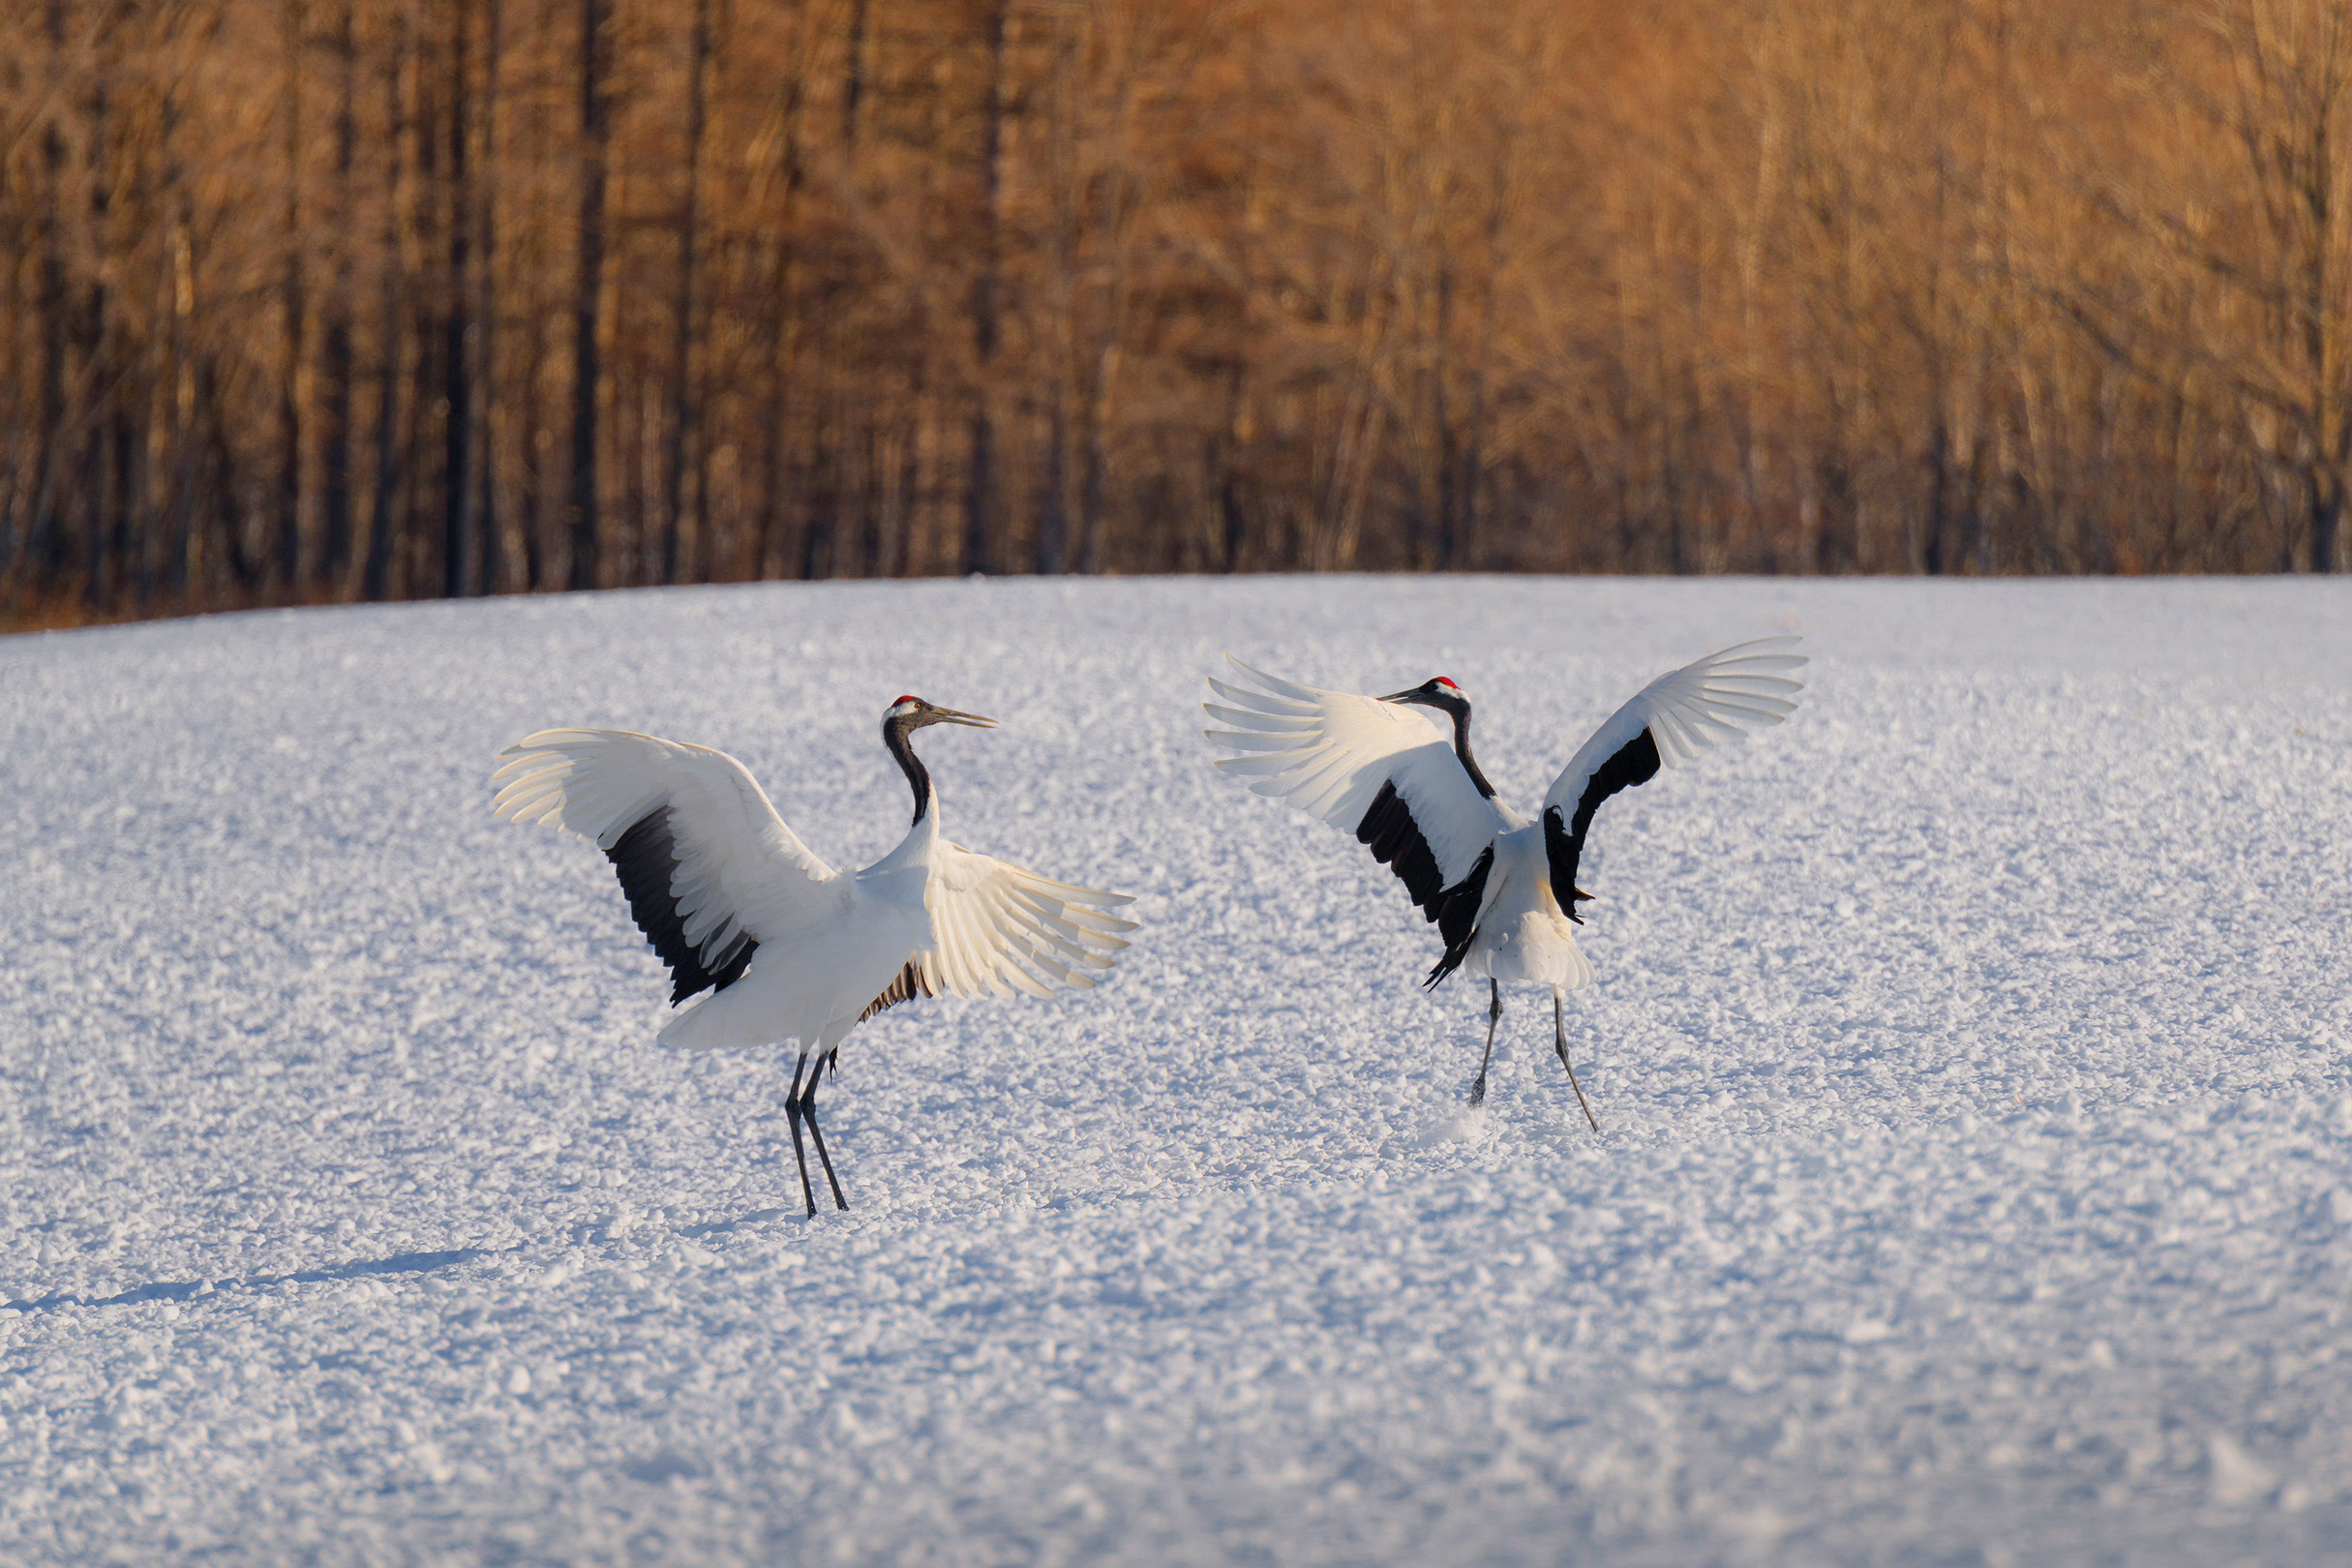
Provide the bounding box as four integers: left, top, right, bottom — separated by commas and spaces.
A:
492, 728, 1136, 1056
1464, 818, 1596, 991
655, 813, 936, 1055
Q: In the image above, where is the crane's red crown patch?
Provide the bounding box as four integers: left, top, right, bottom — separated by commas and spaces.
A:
1435, 677, 1460, 690
890, 695, 920, 708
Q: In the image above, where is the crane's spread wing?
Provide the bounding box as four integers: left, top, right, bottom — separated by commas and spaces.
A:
1202, 656, 1506, 983
904, 843, 1137, 1003
492, 729, 839, 1005
1540, 638, 1806, 920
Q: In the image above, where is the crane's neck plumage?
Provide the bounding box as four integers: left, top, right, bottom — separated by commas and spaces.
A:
884, 713, 936, 825
1436, 697, 1498, 799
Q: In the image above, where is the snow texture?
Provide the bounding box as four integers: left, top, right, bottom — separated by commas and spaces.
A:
2, 575, 2349, 1566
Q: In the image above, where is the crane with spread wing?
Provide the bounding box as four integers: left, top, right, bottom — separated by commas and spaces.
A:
1204, 640, 1805, 1129
495, 697, 1137, 1216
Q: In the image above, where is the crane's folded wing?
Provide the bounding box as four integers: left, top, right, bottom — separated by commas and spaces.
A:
491, 729, 840, 1003
1202, 656, 1502, 923
1538, 637, 1806, 918
914, 843, 1138, 1002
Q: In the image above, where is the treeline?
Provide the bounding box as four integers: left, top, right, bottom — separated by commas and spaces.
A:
1, 0, 2347, 627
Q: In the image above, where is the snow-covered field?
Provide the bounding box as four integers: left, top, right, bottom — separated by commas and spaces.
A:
3, 576, 2349, 1566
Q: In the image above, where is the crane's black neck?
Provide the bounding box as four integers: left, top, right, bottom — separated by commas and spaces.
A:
884, 714, 934, 825
1430, 695, 1497, 799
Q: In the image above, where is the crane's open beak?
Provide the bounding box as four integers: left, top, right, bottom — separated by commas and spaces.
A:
929, 706, 997, 729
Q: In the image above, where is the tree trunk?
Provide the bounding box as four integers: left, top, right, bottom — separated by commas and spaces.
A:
2312, 468, 2344, 574
322, 0, 357, 592
362, 9, 408, 603
30, 0, 71, 589
1923, 417, 1951, 576
662, 0, 709, 586
79, 41, 115, 610
442, 0, 476, 597
566, 0, 613, 589
964, 0, 1010, 577
279, 0, 309, 596
842, 0, 871, 151
473, 0, 501, 594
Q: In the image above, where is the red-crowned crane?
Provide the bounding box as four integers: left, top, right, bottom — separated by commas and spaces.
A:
1203, 639, 1805, 1129
493, 697, 1138, 1215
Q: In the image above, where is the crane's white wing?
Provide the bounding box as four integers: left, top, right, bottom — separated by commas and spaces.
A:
492, 729, 839, 1004
1539, 638, 1806, 919
1202, 657, 1508, 974
893, 843, 1137, 1004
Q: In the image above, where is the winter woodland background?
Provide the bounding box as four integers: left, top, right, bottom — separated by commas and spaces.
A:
6, 0, 2352, 630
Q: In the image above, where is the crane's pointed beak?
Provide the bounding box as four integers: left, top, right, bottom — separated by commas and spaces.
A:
930, 707, 997, 729
1377, 687, 1423, 705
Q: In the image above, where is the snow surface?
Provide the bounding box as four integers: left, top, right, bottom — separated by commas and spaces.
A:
2, 575, 2350, 1566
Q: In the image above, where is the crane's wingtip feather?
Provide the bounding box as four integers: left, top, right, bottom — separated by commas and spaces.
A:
1699, 635, 1807, 667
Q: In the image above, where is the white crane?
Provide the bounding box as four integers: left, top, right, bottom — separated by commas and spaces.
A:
1203, 639, 1805, 1128
492, 697, 1138, 1216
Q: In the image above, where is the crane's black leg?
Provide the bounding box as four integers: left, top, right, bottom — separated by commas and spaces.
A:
799, 1053, 850, 1212
1470, 979, 1503, 1106
783, 1049, 819, 1218
1553, 990, 1600, 1132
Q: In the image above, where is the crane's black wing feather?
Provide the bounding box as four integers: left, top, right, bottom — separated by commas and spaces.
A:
1538, 638, 1807, 920
1355, 780, 1449, 919
1425, 847, 1495, 988
1542, 729, 1661, 923
1354, 781, 1496, 988
608, 807, 760, 1004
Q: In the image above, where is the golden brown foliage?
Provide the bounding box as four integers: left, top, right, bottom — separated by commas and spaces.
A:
2, 0, 2346, 627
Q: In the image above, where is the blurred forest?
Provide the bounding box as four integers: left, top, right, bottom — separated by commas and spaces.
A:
3, 0, 2350, 628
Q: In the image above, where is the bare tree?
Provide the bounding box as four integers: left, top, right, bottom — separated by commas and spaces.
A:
11, 0, 2352, 634
565, 0, 611, 589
